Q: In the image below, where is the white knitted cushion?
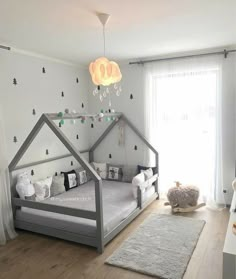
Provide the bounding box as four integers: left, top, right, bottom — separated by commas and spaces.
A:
34, 177, 53, 201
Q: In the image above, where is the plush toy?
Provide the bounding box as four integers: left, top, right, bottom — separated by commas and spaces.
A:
232, 178, 236, 191
164, 181, 205, 213
16, 171, 36, 200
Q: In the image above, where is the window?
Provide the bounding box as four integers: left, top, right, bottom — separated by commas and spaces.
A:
149, 68, 219, 201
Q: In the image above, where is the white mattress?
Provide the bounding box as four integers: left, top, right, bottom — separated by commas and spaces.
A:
16, 180, 139, 237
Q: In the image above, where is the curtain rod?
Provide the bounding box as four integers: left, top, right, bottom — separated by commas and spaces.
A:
0, 44, 80, 67
0, 44, 11, 51
129, 49, 236, 65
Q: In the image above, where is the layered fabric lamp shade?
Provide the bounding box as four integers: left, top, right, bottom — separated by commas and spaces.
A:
89, 13, 122, 87
89, 57, 122, 86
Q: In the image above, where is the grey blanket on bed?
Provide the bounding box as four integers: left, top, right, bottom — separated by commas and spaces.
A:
16, 180, 138, 236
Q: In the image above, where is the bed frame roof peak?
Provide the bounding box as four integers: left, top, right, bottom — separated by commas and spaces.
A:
8, 112, 158, 174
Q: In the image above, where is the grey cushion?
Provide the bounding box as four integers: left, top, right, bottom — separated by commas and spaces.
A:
75, 168, 88, 185
61, 170, 77, 191
107, 164, 123, 181
86, 169, 92, 181
91, 162, 107, 179
122, 165, 138, 182
50, 175, 65, 197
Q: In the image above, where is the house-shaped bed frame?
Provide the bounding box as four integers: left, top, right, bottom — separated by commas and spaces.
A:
9, 112, 159, 253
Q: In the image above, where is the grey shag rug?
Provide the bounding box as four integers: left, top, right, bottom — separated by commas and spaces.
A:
106, 214, 205, 279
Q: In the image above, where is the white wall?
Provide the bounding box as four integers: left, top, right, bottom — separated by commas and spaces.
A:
88, 56, 236, 204
0, 50, 90, 181
88, 64, 148, 166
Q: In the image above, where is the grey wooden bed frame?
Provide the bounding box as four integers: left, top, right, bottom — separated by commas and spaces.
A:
8, 112, 159, 253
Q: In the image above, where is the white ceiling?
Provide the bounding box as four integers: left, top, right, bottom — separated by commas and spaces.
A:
0, 0, 236, 66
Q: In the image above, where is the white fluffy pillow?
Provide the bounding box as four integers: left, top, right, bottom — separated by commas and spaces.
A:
16, 172, 36, 200
34, 177, 53, 201
141, 168, 153, 180
132, 172, 145, 186
16, 181, 35, 200
92, 162, 107, 179
132, 173, 146, 199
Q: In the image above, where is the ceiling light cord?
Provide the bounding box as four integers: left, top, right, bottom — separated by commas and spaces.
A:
89, 13, 122, 88
103, 26, 106, 57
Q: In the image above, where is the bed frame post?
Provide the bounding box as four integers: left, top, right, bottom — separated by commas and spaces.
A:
155, 153, 159, 199
9, 170, 17, 217
89, 151, 94, 163
95, 180, 104, 253
137, 187, 142, 209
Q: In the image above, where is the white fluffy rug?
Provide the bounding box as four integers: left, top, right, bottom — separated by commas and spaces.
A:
106, 214, 205, 279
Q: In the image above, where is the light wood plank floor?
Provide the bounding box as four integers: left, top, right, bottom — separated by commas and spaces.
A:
0, 200, 229, 279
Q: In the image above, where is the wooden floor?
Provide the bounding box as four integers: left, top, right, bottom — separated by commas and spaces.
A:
0, 200, 229, 279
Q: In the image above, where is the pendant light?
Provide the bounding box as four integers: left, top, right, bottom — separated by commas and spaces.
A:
89, 13, 122, 87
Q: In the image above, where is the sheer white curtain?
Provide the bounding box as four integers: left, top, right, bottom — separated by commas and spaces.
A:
0, 106, 17, 245
144, 56, 224, 204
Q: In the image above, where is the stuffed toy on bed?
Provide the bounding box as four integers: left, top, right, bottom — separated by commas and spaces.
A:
16, 171, 36, 200
164, 181, 205, 213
